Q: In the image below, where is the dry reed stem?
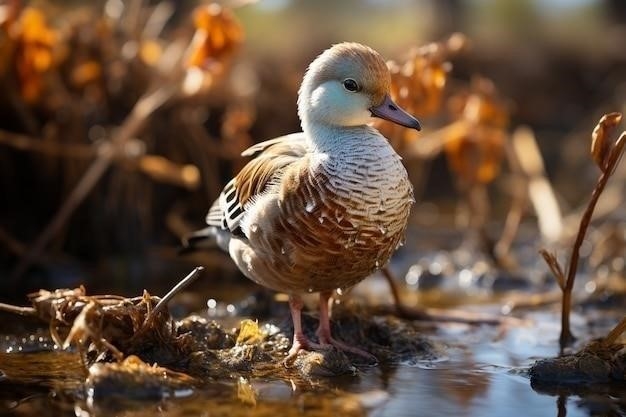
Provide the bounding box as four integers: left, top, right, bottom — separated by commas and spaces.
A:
545, 119, 626, 350
600, 316, 626, 347
143, 266, 204, 325
539, 249, 565, 290
135, 155, 200, 190
0, 130, 94, 158
403, 120, 466, 159
560, 131, 625, 347
494, 148, 526, 265
509, 127, 563, 242
0, 226, 27, 256
0, 302, 37, 316
0, 130, 199, 189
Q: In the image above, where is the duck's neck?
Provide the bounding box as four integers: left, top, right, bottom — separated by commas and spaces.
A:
302, 118, 388, 156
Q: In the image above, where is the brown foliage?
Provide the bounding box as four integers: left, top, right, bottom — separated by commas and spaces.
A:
444, 76, 509, 185
3, 7, 56, 103
378, 33, 468, 151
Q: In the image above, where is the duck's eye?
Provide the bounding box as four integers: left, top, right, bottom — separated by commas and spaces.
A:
342, 78, 360, 92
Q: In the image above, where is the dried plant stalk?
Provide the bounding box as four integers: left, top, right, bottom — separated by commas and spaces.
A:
601, 316, 626, 347
560, 130, 625, 347
143, 266, 203, 325
0, 267, 204, 365
542, 114, 626, 349
538, 249, 565, 291
0, 130, 94, 158
509, 127, 563, 242
135, 155, 200, 190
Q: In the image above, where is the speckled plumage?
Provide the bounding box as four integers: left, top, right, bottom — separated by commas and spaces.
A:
207, 129, 413, 294
186, 42, 420, 361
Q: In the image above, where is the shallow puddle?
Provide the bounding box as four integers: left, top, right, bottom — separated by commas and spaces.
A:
1, 286, 624, 417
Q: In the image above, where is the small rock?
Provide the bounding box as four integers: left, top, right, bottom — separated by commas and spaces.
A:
293, 349, 357, 378
86, 355, 196, 406
529, 352, 612, 384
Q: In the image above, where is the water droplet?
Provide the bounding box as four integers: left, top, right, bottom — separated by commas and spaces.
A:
305, 201, 316, 213
335, 209, 344, 222
458, 269, 474, 288
250, 223, 258, 233
429, 262, 443, 275
307, 287, 314, 293
226, 304, 236, 315
242, 252, 252, 265
318, 216, 325, 224
375, 260, 380, 268
280, 246, 287, 255
405, 264, 422, 286
378, 225, 387, 235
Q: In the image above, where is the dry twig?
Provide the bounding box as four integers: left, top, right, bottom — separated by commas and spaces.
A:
541, 113, 626, 349
600, 316, 626, 347
143, 266, 204, 325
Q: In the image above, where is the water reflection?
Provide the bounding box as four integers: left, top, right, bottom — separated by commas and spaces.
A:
532, 380, 626, 417
1, 336, 624, 417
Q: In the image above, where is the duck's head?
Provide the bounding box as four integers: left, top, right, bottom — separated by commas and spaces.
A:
298, 42, 421, 131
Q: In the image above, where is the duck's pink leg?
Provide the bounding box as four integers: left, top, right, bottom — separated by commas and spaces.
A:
315, 291, 378, 362
284, 294, 319, 363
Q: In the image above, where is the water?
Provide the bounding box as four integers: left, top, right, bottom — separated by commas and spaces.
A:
363, 368, 559, 417
0, 351, 595, 417
1, 246, 624, 417
1, 303, 623, 417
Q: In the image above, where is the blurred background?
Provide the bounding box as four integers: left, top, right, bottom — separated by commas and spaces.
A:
0, 0, 625, 303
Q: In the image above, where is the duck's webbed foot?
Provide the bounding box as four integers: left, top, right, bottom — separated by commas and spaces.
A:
315, 291, 378, 364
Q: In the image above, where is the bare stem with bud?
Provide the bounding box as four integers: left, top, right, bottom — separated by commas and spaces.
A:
540, 113, 626, 351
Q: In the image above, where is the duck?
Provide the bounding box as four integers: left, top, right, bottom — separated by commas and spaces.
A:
184, 42, 421, 362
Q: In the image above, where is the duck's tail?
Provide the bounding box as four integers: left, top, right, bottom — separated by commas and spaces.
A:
179, 227, 219, 254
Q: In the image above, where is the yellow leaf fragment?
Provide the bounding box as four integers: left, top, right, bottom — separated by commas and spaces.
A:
236, 319, 264, 345
237, 377, 257, 406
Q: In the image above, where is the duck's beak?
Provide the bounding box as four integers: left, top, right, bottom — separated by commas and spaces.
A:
370, 95, 421, 131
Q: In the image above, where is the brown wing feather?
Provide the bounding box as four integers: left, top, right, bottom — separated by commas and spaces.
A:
241, 133, 305, 158
206, 133, 308, 234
